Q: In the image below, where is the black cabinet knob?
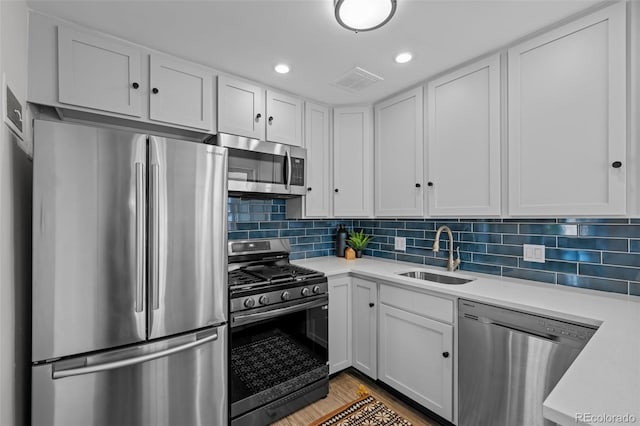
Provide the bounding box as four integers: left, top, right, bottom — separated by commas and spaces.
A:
427, 182, 434, 187
256, 113, 262, 120
369, 302, 375, 308
442, 351, 450, 358
152, 88, 159, 94
131, 82, 139, 89
307, 187, 312, 191
268, 116, 274, 124
415, 183, 421, 188
612, 161, 622, 168
334, 188, 339, 193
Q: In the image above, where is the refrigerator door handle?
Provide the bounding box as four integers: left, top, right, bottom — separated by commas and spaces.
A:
135, 162, 145, 313
151, 163, 160, 310
52, 329, 219, 380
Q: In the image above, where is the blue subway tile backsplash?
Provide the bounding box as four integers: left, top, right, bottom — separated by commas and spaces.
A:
228, 198, 640, 297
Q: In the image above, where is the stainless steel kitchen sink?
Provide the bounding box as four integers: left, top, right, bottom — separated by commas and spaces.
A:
398, 270, 474, 285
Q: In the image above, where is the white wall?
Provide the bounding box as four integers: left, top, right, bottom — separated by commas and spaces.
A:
0, 0, 31, 425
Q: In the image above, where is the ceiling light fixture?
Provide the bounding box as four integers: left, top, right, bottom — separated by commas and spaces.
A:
334, 0, 397, 33
274, 64, 290, 74
395, 52, 413, 64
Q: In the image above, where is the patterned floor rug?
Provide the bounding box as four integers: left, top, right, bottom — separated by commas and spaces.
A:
309, 394, 413, 426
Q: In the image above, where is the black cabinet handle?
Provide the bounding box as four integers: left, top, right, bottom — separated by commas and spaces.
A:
442, 351, 450, 358
415, 183, 421, 188
132, 82, 139, 89
369, 302, 375, 308
307, 187, 312, 191
612, 161, 622, 168
256, 113, 262, 120
334, 188, 339, 193
152, 88, 159, 94
268, 116, 274, 124
427, 182, 434, 187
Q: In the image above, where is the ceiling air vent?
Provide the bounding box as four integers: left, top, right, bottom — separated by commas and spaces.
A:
333, 67, 383, 92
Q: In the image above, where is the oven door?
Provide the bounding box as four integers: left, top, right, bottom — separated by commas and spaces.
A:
218, 133, 306, 197
229, 294, 328, 419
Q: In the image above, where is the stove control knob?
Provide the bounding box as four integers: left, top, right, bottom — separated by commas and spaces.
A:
312, 285, 321, 294
301, 287, 310, 297
259, 295, 269, 305
281, 291, 291, 301
243, 298, 255, 308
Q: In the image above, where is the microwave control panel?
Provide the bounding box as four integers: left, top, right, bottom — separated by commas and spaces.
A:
291, 158, 305, 186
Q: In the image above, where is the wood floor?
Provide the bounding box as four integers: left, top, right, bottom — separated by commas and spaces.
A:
272, 370, 440, 426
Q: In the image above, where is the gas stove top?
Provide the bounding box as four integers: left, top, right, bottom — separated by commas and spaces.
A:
228, 263, 324, 289
227, 239, 328, 313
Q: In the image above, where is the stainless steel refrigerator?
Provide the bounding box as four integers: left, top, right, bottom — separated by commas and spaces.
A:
31, 119, 228, 426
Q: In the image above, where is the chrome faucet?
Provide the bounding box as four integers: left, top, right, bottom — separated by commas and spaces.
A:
433, 225, 461, 272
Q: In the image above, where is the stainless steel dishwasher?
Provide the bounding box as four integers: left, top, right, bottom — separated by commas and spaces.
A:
458, 299, 596, 426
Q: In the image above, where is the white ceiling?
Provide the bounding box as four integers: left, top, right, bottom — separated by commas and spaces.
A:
27, 0, 604, 105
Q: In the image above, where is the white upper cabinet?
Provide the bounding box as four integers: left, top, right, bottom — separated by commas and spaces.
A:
266, 90, 303, 146
217, 76, 303, 145
427, 55, 501, 217
333, 106, 373, 217
304, 102, 331, 217
217, 75, 265, 140
58, 26, 142, 117
508, 3, 626, 216
374, 87, 424, 217
148, 54, 213, 131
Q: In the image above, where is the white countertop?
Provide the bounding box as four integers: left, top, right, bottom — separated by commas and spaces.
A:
293, 256, 640, 426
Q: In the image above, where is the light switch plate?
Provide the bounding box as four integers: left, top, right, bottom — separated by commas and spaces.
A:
394, 237, 406, 251
523, 244, 545, 263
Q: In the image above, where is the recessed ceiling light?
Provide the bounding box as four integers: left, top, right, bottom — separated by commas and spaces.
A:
395, 52, 413, 64
275, 64, 290, 74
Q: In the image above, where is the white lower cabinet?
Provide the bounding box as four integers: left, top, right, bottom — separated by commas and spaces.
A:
328, 276, 352, 374
378, 287, 454, 421
352, 277, 377, 379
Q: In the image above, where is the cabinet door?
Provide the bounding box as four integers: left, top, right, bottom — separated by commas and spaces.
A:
328, 276, 351, 374
427, 55, 501, 216
266, 90, 302, 146
352, 278, 377, 379
333, 106, 373, 217
149, 54, 213, 131
379, 304, 453, 421
508, 3, 626, 216
58, 26, 142, 117
304, 102, 331, 217
217, 76, 265, 140
375, 87, 424, 217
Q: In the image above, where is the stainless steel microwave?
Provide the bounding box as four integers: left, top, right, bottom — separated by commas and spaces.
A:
216, 133, 306, 198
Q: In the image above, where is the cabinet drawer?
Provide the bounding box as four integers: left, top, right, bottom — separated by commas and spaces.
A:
379, 284, 453, 324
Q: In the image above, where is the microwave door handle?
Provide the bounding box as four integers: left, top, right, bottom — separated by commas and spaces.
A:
283, 150, 291, 189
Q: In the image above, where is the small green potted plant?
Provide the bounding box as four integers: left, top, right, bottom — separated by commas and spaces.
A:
347, 229, 372, 258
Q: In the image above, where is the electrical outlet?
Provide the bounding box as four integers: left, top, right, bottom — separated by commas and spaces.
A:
394, 237, 406, 251
523, 244, 545, 263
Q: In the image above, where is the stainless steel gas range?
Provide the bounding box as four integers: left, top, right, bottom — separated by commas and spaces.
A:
228, 239, 329, 426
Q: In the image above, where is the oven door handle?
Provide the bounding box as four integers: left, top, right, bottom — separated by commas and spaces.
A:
232, 296, 328, 327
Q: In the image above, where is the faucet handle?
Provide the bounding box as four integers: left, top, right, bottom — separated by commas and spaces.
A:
453, 247, 461, 271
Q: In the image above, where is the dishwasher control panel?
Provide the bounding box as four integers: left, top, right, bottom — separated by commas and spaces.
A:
459, 299, 597, 347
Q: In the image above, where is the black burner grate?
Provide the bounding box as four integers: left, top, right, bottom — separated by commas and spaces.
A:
228, 269, 268, 286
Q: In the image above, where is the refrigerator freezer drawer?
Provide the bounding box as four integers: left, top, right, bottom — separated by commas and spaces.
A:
32, 326, 227, 426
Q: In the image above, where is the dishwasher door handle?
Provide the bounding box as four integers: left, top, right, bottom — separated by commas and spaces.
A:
487, 319, 559, 343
